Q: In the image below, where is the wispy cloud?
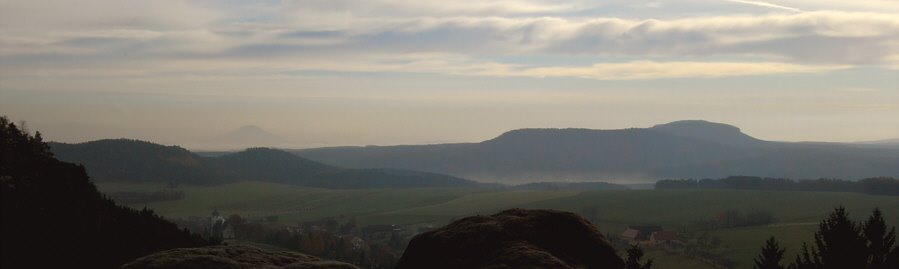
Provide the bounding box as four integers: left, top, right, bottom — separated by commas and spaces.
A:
727, 0, 802, 12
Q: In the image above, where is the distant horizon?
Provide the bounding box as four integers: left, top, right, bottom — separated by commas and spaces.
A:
39, 119, 899, 151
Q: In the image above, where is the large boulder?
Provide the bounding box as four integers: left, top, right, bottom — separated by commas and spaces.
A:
397, 208, 624, 269
120, 244, 360, 269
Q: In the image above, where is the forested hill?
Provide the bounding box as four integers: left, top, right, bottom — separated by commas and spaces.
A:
293, 120, 899, 183
51, 139, 220, 184
0, 117, 214, 269
49, 139, 477, 188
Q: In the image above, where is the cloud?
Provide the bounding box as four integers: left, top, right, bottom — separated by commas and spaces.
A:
8, 9, 897, 62
726, 0, 801, 12
0, 50, 849, 82
278, 0, 581, 17
1, 1, 898, 82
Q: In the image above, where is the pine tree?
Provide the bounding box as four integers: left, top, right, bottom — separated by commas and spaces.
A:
811, 207, 868, 269
863, 208, 896, 269
625, 244, 653, 269
754, 237, 786, 269
787, 207, 898, 269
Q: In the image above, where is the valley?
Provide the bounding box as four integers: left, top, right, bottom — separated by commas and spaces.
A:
98, 181, 899, 269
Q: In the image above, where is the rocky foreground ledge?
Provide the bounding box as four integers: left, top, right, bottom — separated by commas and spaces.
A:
120, 244, 359, 269
396, 208, 624, 269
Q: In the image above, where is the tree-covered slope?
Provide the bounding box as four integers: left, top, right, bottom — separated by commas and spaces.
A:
1, 117, 214, 269
51, 139, 221, 184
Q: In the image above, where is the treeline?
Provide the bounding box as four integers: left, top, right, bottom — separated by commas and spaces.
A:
1, 117, 215, 269
655, 176, 899, 196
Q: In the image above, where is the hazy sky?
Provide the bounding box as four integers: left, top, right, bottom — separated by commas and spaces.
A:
1, 0, 898, 149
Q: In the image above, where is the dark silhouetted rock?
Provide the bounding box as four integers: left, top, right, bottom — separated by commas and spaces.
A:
120, 245, 360, 269
396, 208, 624, 269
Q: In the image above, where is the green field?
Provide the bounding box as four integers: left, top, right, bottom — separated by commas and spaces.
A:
98, 182, 899, 269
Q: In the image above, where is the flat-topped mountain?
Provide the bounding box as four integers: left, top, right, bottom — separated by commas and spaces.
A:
48, 139, 477, 188
292, 120, 899, 183
649, 120, 763, 147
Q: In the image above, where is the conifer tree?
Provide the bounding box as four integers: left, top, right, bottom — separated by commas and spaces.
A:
787, 207, 896, 269
863, 208, 897, 269
754, 237, 786, 269
808, 207, 868, 269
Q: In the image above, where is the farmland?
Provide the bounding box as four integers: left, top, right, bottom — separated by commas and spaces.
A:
98, 182, 899, 269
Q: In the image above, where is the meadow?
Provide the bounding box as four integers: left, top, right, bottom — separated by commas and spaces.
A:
98, 182, 899, 269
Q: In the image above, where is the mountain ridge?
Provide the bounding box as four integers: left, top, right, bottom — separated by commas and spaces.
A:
292, 120, 899, 182
48, 139, 478, 188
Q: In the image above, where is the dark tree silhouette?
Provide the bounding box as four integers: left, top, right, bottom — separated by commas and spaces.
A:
754, 237, 786, 269
625, 244, 654, 269
1, 116, 214, 269
810, 207, 869, 269
784, 207, 898, 269
863, 208, 897, 269
793, 207, 869, 269
792, 243, 821, 269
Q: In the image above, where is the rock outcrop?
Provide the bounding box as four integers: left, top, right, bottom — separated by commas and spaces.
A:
396, 208, 624, 269
120, 244, 360, 269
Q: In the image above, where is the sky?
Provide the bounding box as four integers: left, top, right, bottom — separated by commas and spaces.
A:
1, 0, 898, 149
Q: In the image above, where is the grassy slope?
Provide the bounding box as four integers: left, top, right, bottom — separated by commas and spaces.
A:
98, 182, 898, 269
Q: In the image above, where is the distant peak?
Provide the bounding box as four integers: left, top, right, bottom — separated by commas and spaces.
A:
207, 125, 289, 149
232, 125, 267, 133
650, 120, 760, 145
650, 120, 741, 132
